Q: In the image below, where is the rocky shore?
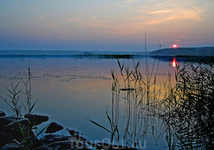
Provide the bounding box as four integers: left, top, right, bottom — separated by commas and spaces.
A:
0, 111, 90, 150
0, 111, 138, 150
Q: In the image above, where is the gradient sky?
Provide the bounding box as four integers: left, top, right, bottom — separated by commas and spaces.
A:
0, 0, 213, 51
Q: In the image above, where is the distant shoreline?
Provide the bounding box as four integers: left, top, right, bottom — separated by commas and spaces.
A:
0, 50, 148, 59
150, 46, 214, 57
149, 46, 214, 64
1, 47, 214, 60
0, 54, 141, 59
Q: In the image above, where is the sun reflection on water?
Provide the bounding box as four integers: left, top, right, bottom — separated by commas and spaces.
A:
172, 57, 177, 67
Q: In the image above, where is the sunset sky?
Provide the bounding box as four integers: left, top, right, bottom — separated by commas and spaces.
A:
0, 0, 213, 51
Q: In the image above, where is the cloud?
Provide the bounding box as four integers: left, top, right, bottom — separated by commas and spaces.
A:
125, 0, 139, 3
32, 7, 39, 10
36, 16, 45, 21
165, 9, 203, 21
176, 40, 182, 41
43, 0, 207, 35
49, 23, 56, 27
60, 18, 73, 25
144, 19, 161, 25
67, 17, 138, 35
48, 18, 74, 27
149, 9, 173, 14
91, 16, 98, 19
139, 0, 206, 26
179, 36, 187, 37
134, 4, 204, 29
91, 89, 97, 92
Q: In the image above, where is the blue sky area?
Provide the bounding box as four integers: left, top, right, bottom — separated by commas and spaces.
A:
0, 0, 214, 51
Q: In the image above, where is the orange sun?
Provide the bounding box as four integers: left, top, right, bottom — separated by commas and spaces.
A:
173, 44, 177, 48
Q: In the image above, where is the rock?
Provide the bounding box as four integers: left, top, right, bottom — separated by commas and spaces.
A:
51, 140, 88, 150
0, 111, 6, 117
35, 141, 72, 150
0, 117, 30, 148
67, 128, 77, 136
0, 114, 91, 150
35, 140, 73, 150
35, 134, 88, 150
45, 122, 63, 134
7, 118, 30, 127
67, 128, 86, 141
20, 136, 38, 150
1, 143, 24, 150
0, 132, 11, 148
24, 114, 49, 127
5, 118, 34, 142
38, 134, 72, 144
0, 116, 23, 126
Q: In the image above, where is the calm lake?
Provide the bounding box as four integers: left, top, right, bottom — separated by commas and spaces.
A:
0, 51, 179, 149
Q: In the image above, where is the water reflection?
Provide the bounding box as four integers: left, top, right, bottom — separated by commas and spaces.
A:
98, 60, 214, 149
172, 57, 177, 68
102, 60, 168, 149
3, 56, 211, 149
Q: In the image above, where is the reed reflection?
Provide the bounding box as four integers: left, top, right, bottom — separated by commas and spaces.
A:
109, 60, 166, 149
92, 59, 214, 149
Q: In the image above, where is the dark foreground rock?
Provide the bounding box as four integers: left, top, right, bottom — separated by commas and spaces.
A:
24, 114, 49, 127
34, 134, 88, 150
0, 112, 89, 150
45, 122, 64, 134
0, 111, 139, 150
0, 111, 6, 117
2, 143, 24, 150
0, 116, 35, 147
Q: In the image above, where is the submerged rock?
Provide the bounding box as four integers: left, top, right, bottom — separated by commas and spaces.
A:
45, 122, 63, 134
67, 128, 77, 136
36, 134, 88, 150
0, 132, 11, 148
38, 134, 72, 144
1, 143, 24, 150
24, 114, 49, 127
0, 111, 6, 117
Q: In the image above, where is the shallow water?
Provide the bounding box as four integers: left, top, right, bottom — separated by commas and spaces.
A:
0, 55, 177, 149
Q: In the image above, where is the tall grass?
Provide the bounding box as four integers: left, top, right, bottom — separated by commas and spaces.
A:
0, 67, 36, 117
88, 58, 164, 149
160, 63, 214, 149
0, 83, 22, 117
0, 67, 50, 149
22, 67, 37, 114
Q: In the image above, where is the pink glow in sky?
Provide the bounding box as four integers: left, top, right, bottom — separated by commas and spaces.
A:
0, 0, 213, 51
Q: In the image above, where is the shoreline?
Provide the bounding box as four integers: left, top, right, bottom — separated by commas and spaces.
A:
150, 46, 214, 57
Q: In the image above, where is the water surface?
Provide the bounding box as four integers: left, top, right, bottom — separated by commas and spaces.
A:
0, 53, 178, 149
